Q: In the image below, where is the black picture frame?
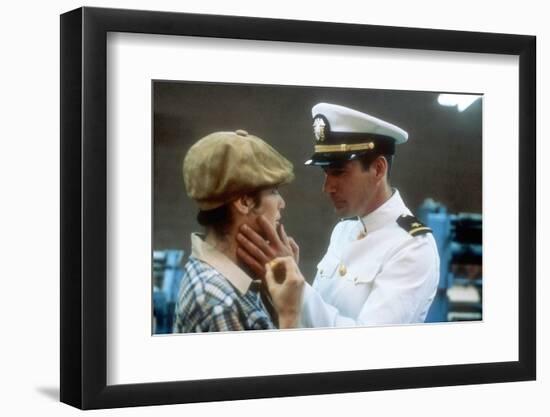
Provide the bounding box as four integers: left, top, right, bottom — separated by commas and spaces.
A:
60, 6, 536, 410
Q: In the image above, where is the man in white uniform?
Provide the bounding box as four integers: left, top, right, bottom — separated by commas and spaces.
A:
237, 102, 440, 327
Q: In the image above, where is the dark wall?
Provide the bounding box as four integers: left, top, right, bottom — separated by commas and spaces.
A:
153, 81, 482, 281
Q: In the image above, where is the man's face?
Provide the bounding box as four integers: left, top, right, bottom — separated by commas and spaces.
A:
322, 159, 379, 218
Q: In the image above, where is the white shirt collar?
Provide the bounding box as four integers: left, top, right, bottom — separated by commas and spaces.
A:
190, 233, 260, 295
358, 189, 411, 234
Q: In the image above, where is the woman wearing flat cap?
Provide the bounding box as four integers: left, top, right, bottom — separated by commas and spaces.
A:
173, 129, 305, 333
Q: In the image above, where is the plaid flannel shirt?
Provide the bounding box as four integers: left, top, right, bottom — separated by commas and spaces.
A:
173, 234, 276, 332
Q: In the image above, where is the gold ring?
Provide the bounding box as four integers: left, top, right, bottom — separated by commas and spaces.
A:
268, 260, 278, 269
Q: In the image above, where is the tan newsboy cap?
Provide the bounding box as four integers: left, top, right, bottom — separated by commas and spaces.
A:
183, 130, 294, 210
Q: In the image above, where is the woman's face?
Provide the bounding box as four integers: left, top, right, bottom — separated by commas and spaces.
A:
250, 187, 286, 230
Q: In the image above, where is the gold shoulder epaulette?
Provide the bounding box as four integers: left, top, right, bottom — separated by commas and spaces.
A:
396, 214, 432, 237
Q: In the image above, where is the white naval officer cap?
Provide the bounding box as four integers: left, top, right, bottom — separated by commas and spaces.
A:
305, 102, 409, 166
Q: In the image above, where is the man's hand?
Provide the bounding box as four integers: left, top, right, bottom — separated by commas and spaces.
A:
236, 215, 299, 279
264, 256, 305, 328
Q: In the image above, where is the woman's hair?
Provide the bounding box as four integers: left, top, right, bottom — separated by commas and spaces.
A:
196, 189, 265, 237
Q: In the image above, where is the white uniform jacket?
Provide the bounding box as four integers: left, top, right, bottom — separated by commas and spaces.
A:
301, 190, 439, 327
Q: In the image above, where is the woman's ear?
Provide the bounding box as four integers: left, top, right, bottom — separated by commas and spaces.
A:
231, 195, 255, 215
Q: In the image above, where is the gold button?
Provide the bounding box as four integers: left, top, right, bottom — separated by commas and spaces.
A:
339, 264, 347, 276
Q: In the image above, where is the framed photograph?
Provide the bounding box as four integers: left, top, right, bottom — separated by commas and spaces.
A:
60, 6, 536, 410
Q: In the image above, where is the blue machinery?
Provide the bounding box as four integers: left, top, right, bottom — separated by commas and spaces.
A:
418, 199, 483, 323
153, 250, 184, 334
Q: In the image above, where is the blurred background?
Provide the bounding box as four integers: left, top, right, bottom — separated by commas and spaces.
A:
152, 81, 483, 333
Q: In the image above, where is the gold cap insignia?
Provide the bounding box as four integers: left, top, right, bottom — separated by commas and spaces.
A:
313, 117, 326, 142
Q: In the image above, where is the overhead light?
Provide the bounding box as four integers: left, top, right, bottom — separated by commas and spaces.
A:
437, 94, 481, 112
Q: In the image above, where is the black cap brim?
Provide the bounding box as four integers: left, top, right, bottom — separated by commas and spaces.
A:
304, 151, 363, 167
